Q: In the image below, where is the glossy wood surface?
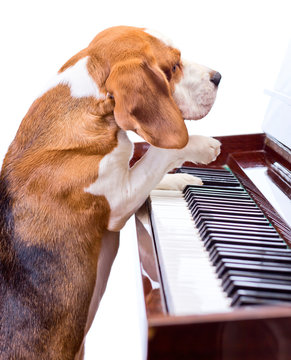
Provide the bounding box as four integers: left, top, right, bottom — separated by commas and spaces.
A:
135, 203, 166, 317
133, 133, 291, 360
130, 133, 266, 167
147, 309, 291, 360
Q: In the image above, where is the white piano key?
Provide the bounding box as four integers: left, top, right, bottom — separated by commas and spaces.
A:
150, 189, 231, 315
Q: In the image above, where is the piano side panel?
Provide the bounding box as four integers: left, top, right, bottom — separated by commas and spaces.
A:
227, 150, 291, 246
265, 136, 291, 165
147, 311, 291, 360
135, 202, 167, 317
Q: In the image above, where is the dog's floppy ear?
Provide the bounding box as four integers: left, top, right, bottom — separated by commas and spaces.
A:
105, 59, 188, 148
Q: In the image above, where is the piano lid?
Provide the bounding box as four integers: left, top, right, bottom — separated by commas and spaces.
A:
263, 39, 291, 150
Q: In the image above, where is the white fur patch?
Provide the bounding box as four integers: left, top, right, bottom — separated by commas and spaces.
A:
84, 130, 178, 231
173, 60, 217, 120
84, 130, 134, 230
144, 29, 174, 47
39, 56, 105, 99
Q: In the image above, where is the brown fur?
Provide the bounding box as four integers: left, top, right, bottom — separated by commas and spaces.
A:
0, 84, 117, 359
0, 26, 189, 359
61, 26, 187, 148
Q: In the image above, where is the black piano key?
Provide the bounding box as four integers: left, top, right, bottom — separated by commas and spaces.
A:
223, 276, 291, 295
184, 190, 249, 200
177, 166, 234, 176
181, 168, 239, 175
199, 222, 278, 236
195, 214, 269, 227
185, 186, 245, 194
210, 243, 291, 255
191, 206, 264, 219
182, 171, 239, 180
221, 269, 291, 284
185, 185, 246, 194
188, 197, 262, 210
191, 211, 273, 231
217, 259, 291, 278
218, 257, 291, 270
186, 196, 258, 208
191, 204, 260, 215
225, 279, 291, 298
179, 166, 291, 308
204, 236, 286, 252
211, 244, 291, 256
198, 220, 271, 230
177, 167, 238, 186
182, 175, 240, 187
200, 225, 278, 239
210, 245, 291, 263
231, 296, 290, 306
187, 198, 257, 210
188, 203, 263, 218
185, 183, 244, 190
201, 179, 239, 187
215, 252, 291, 269
185, 188, 250, 200
190, 202, 263, 214
231, 289, 291, 306
222, 271, 291, 295
204, 232, 282, 242
201, 221, 278, 231
188, 192, 263, 210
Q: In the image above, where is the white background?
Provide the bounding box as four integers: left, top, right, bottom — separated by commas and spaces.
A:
0, 1, 290, 359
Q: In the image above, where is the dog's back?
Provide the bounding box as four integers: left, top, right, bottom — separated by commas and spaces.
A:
0, 89, 115, 359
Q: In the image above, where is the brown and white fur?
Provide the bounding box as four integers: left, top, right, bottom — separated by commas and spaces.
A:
0, 26, 221, 359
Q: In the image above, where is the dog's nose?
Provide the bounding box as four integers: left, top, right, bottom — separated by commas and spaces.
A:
210, 72, 222, 86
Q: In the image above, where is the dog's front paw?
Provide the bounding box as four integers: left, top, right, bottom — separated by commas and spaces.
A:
201, 137, 221, 164
186, 136, 221, 165
155, 173, 203, 191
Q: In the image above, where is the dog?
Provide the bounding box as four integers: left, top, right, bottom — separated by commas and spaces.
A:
0, 26, 221, 359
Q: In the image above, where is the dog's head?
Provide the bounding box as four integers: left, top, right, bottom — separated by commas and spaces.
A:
66, 26, 221, 149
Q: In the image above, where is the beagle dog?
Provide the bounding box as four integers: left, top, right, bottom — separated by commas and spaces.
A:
0, 26, 221, 359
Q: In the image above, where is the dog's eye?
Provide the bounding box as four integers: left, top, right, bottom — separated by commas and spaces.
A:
172, 63, 180, 73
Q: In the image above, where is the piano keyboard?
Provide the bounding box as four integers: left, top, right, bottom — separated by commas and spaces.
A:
150, 167, 291, 316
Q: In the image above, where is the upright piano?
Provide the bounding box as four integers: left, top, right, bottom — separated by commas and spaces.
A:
132, 132, 291, 360
129, 44, 291, 360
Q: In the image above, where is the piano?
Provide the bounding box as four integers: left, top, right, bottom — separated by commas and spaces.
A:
128, 43, 291, 360
131, 133, 291, 360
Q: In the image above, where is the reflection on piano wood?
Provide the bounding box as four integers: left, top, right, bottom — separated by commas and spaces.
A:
132, 133, 291, 360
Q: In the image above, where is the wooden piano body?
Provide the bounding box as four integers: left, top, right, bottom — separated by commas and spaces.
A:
131, 133, 291, 360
